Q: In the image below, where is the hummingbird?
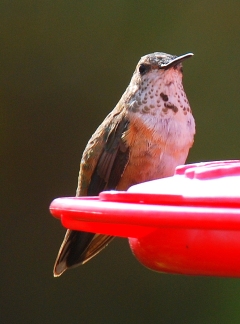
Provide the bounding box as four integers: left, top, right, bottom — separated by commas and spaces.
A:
53, 52, 195, 276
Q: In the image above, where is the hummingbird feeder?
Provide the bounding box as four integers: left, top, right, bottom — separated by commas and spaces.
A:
50, 160, 240, 277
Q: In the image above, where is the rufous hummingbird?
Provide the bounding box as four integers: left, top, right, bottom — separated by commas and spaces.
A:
53, 52, 195, 276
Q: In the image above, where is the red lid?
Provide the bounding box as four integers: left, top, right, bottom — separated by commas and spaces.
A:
50, 160, 240, 277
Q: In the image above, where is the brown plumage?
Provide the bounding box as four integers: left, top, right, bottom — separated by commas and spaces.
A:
53, 52, 195, 276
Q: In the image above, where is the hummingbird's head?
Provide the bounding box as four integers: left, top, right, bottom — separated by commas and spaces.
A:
126, 52, 193, 118
137, 52, 193, 76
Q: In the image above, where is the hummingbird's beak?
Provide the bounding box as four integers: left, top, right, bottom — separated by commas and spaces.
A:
161, 53, 194, 70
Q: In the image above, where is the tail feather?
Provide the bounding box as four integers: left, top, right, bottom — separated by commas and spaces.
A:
53, 230, 114, 277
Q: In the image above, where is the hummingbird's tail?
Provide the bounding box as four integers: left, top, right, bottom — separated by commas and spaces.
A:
53, 230, 114, 277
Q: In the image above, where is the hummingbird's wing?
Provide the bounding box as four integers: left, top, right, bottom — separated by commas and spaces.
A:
87, 116, 130, 195
53, 113, 130, 276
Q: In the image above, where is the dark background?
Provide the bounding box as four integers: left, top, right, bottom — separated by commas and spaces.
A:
2, 1, 240, 323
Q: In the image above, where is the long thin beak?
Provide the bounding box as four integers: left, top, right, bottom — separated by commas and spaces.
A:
162, 53, 194, 69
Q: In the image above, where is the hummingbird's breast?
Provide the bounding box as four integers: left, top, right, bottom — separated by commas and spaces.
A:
116, 69, 195, 190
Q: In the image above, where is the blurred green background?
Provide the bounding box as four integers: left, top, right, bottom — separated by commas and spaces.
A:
1, 0, 240, 323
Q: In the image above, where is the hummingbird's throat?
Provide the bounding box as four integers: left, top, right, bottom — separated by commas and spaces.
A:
128, 69, 190, 119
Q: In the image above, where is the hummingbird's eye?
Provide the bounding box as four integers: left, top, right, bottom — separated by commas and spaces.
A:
139, 63, 149, 75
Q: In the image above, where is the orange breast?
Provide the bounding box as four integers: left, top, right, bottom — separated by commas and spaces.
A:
117, 117, 185, 190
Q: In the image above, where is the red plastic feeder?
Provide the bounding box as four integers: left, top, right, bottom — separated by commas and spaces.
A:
50, 160, 240, 277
